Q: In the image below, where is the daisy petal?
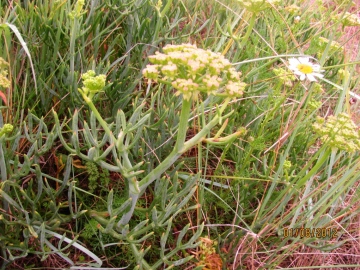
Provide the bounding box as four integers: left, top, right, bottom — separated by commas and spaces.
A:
307, 74, 317, 82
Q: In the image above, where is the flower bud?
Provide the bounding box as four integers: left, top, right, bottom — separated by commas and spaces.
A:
80, 70, 106, 97
0, 123, 13, 137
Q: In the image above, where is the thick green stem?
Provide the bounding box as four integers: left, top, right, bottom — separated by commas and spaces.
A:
174, 99, 192, 152
117, 178, 140, 228
138, 99, 191, 189
85, 94, 230, 229
118, 99, 192, 227
239, 13, 257, 50
82, 94, 116, 142
139, 98, 231, 189
69, 18, 79, 96
0, 141, 8, 213
119, 98, 232, 227
327, 148, 338, 180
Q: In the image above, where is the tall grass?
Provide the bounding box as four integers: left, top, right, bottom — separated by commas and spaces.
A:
1, 0, 360, 269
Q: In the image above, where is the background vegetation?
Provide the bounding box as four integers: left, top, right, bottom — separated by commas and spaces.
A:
1, 0, 360, 269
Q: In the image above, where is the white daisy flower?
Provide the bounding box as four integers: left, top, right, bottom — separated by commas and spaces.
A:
288, 57, 324, 82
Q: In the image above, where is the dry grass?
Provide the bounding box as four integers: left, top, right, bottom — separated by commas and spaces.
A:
229, 178, 360, 269
342, 0, 360, 61
279, 194, 360, 269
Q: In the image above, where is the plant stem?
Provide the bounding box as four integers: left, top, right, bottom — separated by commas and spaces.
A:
82, 94, 115, 142
120, 98, 231, 226
68, 12, 81, 97
327, 148, 337, 180
83, 94, 142, 230
175, 99, 192, 152
139, 99, 192, 189
239, 13, 257, 50
117, 99, 192, 227
130, 242, 152, 270
0, 139, 8, 212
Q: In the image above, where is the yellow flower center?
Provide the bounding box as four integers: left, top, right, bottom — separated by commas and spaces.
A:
297, 64, 313, 74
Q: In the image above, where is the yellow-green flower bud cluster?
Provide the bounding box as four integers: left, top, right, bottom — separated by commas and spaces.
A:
317, 37, 342, 55
343, 12, 360, 26
312, 112, 360, 152
198, 237, 217, 260
0, 123, 13, 137
333, 12, 360, 27
338, 69, 350, 81
69, 0, 85, 19
283, 160, 292, 169
285, 4, 300, 15
0, 57, 10, 89
80, 70, 106, 98
237, 0, 281, 13
142, 44, 246, 100
273, 68, 296, 87
308, 98, 322, 110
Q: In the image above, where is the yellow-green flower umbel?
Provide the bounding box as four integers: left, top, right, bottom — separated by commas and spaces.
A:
0, 123, 13, 137
237, 0, 280, 13
78, 70, 106, 100
312, 113, 360, 152
334, 12, 360, 27
285, 4, 300, 15
272, 67, 296, 87
142, 44, 246, 100
69, 0, 85, 19
0, 57, 10, 89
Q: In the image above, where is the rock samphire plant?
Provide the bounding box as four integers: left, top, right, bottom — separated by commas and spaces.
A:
53, 44, 246, 269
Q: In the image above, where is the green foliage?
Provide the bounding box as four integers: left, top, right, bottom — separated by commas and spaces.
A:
85, 161, 110, 193
81, 219, 99, 240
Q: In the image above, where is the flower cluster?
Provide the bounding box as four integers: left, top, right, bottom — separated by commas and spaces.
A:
142, 44, 246, 100
273, 67, 296, 87
308, 98, 322, 110
79, 70, 106, 99
0, 123, 13, 137
312, 113, 360, 152
69, 0, 85, 19
237, 0, 280, 13
312, 37, 343, 59
338, 69, 350, 81
0, 57, 10, 89
195, 237, 222, 269
285, 4, 300, 15
317, 37, 341, 52
335, 12, 360, 27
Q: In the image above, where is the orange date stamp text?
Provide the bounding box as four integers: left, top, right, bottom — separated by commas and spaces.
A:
283, 227, 338, 239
